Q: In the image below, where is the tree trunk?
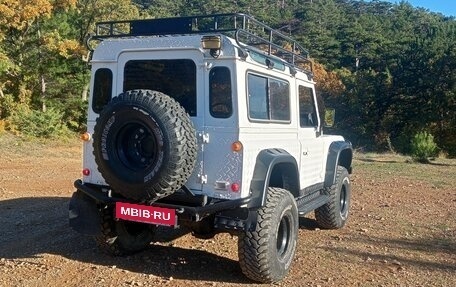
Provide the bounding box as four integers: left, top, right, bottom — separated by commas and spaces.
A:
41, 75, 46, 112
82, 83, 89, 101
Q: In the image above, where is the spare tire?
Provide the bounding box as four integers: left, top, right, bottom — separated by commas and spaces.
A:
93, 89, 197, 201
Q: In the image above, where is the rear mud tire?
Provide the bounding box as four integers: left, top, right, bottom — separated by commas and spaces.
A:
95, 206, 156, 256
238, 187, 298, 283
93, 90, 197, 201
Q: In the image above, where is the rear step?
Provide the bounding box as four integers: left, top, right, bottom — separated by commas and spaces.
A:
296, 192, 329, 216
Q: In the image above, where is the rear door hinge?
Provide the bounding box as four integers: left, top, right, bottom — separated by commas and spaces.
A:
198, 174, 208, 184
199, 132, 210, 144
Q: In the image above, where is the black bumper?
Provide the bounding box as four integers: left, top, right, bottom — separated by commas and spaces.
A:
70, 180, 255, 234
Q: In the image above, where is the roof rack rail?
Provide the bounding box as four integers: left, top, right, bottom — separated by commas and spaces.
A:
94, 13, 312, 74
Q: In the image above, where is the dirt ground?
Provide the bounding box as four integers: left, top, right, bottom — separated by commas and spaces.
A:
0, 134, 455, 287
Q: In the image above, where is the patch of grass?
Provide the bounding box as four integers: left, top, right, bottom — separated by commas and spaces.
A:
354, 152, 456, 189
0, 132, 80, 158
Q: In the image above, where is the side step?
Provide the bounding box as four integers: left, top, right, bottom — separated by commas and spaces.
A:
296, 192, 329, 216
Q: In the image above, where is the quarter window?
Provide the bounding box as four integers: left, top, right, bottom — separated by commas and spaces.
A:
209, 67, 232, 118
247, 74, 290, 121
92, 68, 113, 113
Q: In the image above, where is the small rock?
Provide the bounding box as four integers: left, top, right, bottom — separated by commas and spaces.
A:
392, 260, 402, 266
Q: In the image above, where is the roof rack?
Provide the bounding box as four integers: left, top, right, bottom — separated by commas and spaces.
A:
94, 13, 312, 74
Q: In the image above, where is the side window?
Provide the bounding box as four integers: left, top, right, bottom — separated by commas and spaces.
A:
270, 79, 290, 121
299, 86, 318, 127
209, 67, 232, 118
248, 73, 290, 121
92, 68, 112, 113
248, 74, 268, 119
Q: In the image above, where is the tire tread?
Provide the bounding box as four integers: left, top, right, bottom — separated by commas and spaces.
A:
238, 187, 297, 283
315, 166, 350, 229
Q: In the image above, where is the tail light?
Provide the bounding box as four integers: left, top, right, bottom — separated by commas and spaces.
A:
82, 168, 90, 176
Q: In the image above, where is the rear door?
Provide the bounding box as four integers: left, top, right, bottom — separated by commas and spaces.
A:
118, 50, 205, 192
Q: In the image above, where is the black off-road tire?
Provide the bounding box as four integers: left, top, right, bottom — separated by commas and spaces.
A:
315, 166, 351, 229
238, 187, 298, 283
93, 89, 197, 201
95, 206, 156, 256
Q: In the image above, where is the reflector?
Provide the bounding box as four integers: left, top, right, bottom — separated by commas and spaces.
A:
80, 132, 91, 141
231, 183, 240, 192
231, 141, 243, 152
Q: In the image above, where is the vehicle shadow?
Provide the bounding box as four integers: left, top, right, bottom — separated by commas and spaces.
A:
299, 217, 320, 230
0, 197, 249, 284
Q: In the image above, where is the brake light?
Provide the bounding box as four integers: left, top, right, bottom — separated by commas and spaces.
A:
82, 168, 90, 176
231, 183, 240, 192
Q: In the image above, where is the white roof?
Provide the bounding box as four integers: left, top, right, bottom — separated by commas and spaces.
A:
92, 34, 239, 62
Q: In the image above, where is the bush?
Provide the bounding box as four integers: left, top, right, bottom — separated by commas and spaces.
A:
9, 105, 70, 138
50, 97, 88, 132
0, 94, 19, 119
411, 131, 438, 163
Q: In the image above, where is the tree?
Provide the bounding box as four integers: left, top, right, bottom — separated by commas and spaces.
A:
296, 0, 346, 69
0, 0, 76, 104
0, 0, 139, 131
71, 0, 140, 44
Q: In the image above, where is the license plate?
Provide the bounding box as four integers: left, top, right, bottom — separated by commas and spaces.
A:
115, 202, 176, 226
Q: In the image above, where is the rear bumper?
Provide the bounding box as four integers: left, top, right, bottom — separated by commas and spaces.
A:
70, 180, 252, 227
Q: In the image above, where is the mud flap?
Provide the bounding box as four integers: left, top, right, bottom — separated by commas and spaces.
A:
69, 190, 102, 236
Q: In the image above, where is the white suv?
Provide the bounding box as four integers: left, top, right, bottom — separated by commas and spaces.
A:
69, 13, 353, 283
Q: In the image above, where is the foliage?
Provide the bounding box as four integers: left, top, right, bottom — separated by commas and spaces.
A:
0, 0, 454, 156
51, 96, 88, 132
411, 131, 438, 163
0, 94, 19, 119
9, 105, 69, 138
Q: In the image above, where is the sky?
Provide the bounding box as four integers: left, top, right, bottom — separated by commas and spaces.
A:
386, 0, 456, 16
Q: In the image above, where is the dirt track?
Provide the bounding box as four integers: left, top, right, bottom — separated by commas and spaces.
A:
0, 135, 455, 287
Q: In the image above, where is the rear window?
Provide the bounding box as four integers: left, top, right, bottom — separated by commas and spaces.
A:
124, 59, 197, 116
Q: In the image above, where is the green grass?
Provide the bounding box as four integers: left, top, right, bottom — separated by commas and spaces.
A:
354, 152, 456, 189
0, 132, 80, 158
